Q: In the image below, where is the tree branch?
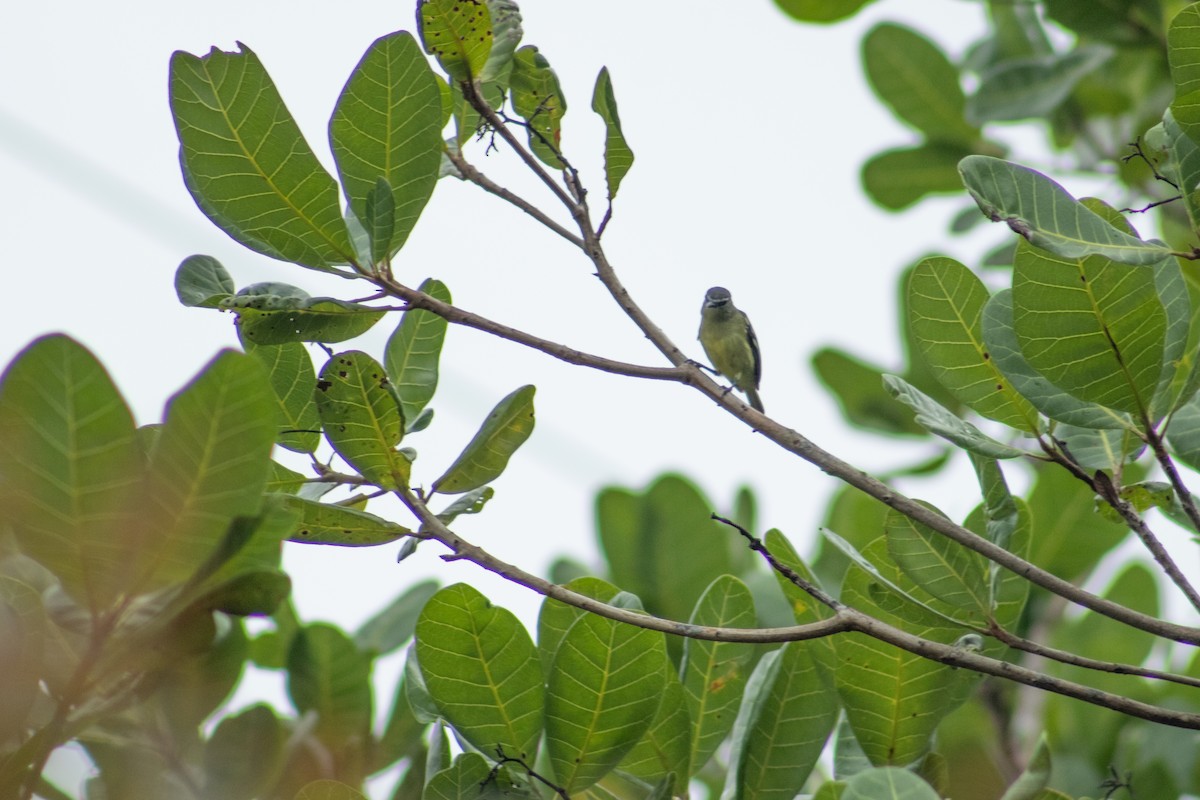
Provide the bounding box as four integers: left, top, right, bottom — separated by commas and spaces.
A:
397, 485, 1200, 729
443, 147, 584, 249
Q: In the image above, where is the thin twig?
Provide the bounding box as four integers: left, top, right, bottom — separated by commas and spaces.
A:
374, 276, 685, 382
1146, 426, 1200, 536
987, 621, 1200, 690
444, 147, 584, 248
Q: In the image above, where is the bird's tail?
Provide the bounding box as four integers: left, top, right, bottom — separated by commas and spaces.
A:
745, 386, 764, 413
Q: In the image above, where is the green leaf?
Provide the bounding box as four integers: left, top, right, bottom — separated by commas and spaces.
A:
479, 1, 523, 83
907, 257, 1038, 431
681, 576, 756, 772
0, 577, 46, 744
1169, 3, 1200, 146
596, 475, 740, 631
861, 23, 977, 144
967, 45, 1113, 124
812, 348, 924, 436
176, 254, 235, 308
1148, 111, 1200, 234
1150, 252, 1193, 419
294, 780, 369, 800
842, 767, 940, 800
431, 385, 535, 494
981, 290, 1131, 430
1027, 464, 1128, 582
436, 486, 495, 524
862, 143, 975, 210
287, 623, 374, 745
999, 733, 1051, 800
169, 45, 356, 271
958, 156, 1172, 265
242, 339, 320, 453
329, 31, 443, 261
835, 537, 979, 766
726, 640, 838, 800
415, 584, 543, 760
537, 577, 630, 677
591, 67, 634, 201
418, 0, 493, 83
424, 753, 504, 800
545, 597, 668, 792
1011, 237, 1166, 415
384, 278, 451, 426
882, 375, 1026, 458
227, 284, 385, 345
1168, 390, 1200, 471
355, 579, 439, 655
884, 507, 989, 625
136, 350, 276, 593
617, 667, 691, 782
0, 335, 141, 611
509, 46, 567, 168
773, 0, 872, 23
315, 351, 409, 489
204, 704, 286, 800
1054, 424, 1144, 471
282, 495, 412, 546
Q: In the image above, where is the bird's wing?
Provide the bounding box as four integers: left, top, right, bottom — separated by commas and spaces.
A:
744, 314, 762, 387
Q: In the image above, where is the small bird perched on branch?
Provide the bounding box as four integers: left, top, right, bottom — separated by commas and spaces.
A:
698, 286, 764, 412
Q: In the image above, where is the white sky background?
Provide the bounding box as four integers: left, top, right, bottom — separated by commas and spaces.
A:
7, 0, 1156, 795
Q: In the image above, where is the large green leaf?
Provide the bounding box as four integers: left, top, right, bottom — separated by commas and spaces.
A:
314, 351, 409, 489
616, 667, 691, 783
861, 23, 977, 144
355, 579, 439, 656
967, 46, 1112, 124
959, 156, 1173, 265
136, 351, 277, 593
1169, 3, 1200, 146
681, 576, 756, 772
287, 623, 374, 745
0, 335, 141, 611
596, 475, 740, 629
175, 254, 235, 308
169, 45, 356, 271
882, 375, 1026, 458
204, 704, 286, 800
418, 0, 493, 83
0, 577, 46, 744
773, 0, 873, 23
591, 67, 634, 202
862, 143, 975, 210
384, 278, 451, 427
812, 348, 926, 436
1148, 110, 1200, 234
907, 257, 1037, 431
981, 290, 1131, 430
509, 46, 567, 168
1027, 464, 1128, 582
842, 767, 940, 800
884, 507, 989, 625
1168, 390, 1200, 471
223, 283, 385, 345
1011, 238, 1166, 416
544, 597, 668, 792
329, 31, 443, 261
726, 640, 839, 800
282, 495, 412, 546
294, 781, 369, 800
415, 584, 543, 761
834, 538, 979, 766
431, 385, 535, 494
242, 338, 320, 453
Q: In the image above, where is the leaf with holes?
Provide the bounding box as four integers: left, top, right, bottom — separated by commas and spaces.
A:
314, 351, 408, 489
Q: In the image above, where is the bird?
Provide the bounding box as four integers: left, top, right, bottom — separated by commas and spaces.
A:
697, 286, 763, 412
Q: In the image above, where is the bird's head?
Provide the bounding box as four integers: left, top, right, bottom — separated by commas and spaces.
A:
704, 286, 732, 308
